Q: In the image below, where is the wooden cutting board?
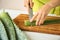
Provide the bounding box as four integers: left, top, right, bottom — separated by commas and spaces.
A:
13, 14, 60, 35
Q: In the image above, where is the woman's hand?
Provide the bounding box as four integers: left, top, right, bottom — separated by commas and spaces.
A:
30, 0, 60, 26
30, 3, 52, 25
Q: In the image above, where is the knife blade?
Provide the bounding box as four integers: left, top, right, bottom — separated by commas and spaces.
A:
29, 8, 33, 20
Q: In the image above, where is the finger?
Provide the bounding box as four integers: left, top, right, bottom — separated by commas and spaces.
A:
41, 17, 46, 24
30, 12, 38, 22
30, 0, 33, 8
39, 12, 47, 25
39, 13, 45, 25
36, 12, 42, 25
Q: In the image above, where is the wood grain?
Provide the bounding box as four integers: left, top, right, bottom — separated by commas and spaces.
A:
13, 14, 60, 35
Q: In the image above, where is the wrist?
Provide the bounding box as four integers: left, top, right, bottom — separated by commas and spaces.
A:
44, 3, 53, 10
46, 2, 55, 8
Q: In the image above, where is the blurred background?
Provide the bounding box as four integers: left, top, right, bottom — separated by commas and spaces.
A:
0, 0, 26, 11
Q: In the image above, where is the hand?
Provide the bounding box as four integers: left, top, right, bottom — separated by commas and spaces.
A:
30, 3, 52, 25
24, 0, 33, 8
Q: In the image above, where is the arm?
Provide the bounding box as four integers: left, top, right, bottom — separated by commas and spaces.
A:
47, 0, 60, 8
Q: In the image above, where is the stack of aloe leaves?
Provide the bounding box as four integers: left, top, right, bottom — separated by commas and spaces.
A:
0, 11, 28, 40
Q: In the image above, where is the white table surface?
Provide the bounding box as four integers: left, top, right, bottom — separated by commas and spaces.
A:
0, 9, 60, 40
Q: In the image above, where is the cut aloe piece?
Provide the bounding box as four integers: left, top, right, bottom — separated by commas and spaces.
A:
24, 20, 36, 26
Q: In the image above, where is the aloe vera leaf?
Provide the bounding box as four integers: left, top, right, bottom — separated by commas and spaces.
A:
0, 20, 9, 40
0, 11, 16, 40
